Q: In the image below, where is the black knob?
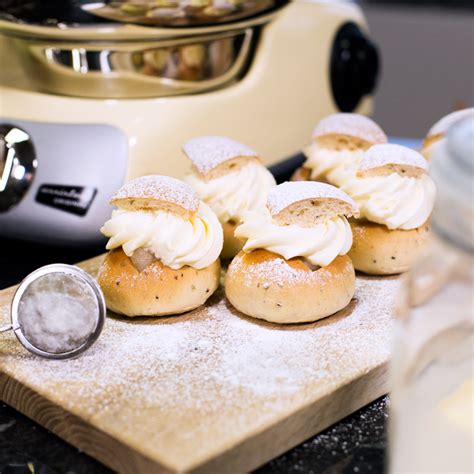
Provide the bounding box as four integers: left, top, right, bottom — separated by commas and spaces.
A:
330, 22, 380, 112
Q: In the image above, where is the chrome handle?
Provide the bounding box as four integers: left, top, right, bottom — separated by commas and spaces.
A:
0, 124, 37, 213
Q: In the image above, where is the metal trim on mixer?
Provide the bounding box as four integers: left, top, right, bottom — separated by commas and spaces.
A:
8, 28, 256, 98
0, 7, 281, 41
0, 0, 291, 99
0, 124, 37, 213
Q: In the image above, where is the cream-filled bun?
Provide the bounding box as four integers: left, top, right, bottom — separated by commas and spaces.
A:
421, 108, 474, 160
295, 113, 387, 185
225, 181, 359, 324
98, 175, 223, 317
183, 136, 276, 259
340, 144, 436, 275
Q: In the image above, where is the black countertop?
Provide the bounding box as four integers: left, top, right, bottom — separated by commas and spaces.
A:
0, 397, 388, 474
0, 235, 389, 474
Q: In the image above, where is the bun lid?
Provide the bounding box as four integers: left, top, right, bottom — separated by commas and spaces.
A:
110, 175, 200, 217
267, 181, 359, 227
312, 113, 387, 145
357, 144, 428, 178
183, 136, 260, 180
426, 108, 474, 139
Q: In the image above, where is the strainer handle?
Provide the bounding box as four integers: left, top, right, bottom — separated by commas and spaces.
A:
0, 324, 13, 333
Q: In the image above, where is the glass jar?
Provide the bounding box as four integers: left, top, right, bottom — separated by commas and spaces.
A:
389, 117, 474, 473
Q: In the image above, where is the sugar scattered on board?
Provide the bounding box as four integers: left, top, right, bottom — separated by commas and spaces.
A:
1, 276, 397, 409
0, 270, 399, 460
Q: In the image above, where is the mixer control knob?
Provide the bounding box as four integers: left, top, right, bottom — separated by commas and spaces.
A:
330, 22, 379, 112
0, 124, 37, 213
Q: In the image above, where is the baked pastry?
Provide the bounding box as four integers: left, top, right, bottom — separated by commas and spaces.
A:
225, 181, 359, 324
340, 144, 436, 275
421, 108, 474, 160
292, 113, 387, 186
183, 136, 276, 259
98, 175, 223, 317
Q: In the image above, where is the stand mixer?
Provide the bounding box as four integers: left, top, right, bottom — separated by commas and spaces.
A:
0, 0, 379, 243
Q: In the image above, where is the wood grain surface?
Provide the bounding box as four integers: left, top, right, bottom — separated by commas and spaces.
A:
0, 255, 398, 473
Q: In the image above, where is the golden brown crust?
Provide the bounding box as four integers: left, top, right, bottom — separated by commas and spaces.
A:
221, 220, 244, 260
348, 219, 431, 275
422, 133, 442, 151
97, 249, 220, 317
420, 134, 442, 160
225, 250, 355, 324
290, 166, 311, 182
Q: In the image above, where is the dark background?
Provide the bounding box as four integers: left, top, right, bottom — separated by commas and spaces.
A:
360, 0, 474, 137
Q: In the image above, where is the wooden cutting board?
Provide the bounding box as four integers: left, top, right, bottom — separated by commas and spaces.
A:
0, 255, 399, 473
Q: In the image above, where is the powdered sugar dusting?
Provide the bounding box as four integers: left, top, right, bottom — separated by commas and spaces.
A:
0, 266, 399, 469
359, 144, 427, 173
267, 181, 358, 216
111, 175, 199, 212
183, 136, 258, 175
230, 252, 325, 287
312, 113, 387, 144
97, 257, 164, 289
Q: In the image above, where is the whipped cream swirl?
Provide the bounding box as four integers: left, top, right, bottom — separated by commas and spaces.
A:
186, 162, 276, 223
341, 173, 436, 230
101, 203, 223, 269
235, 209, 353, 267
304, 144, 363, 185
